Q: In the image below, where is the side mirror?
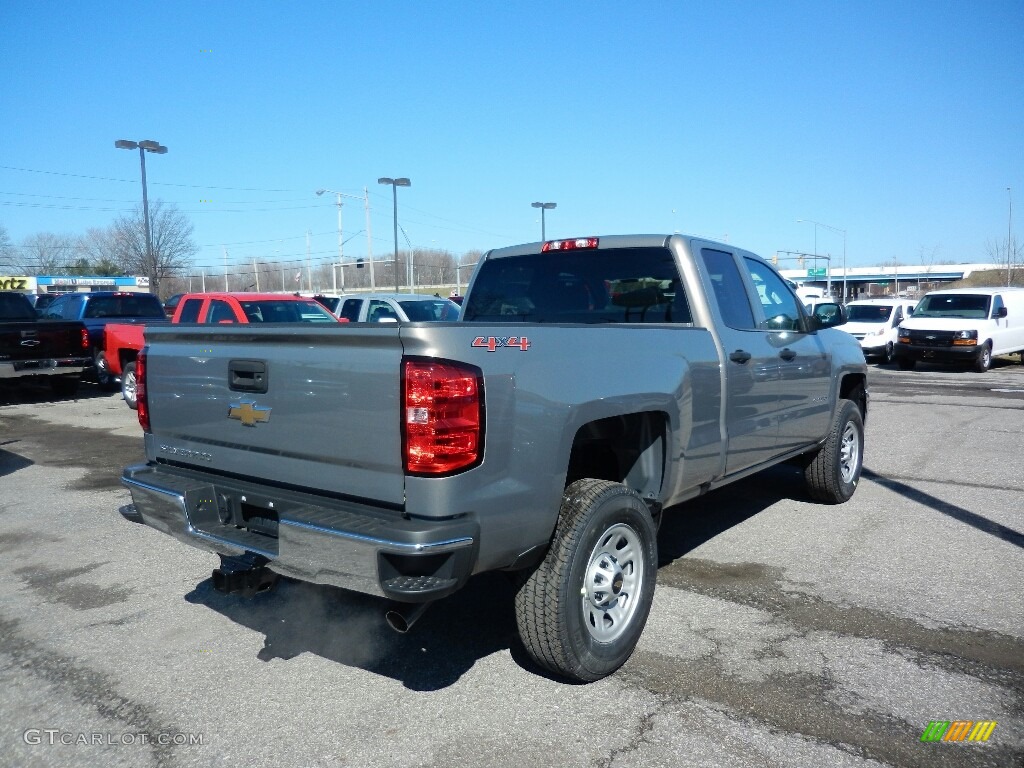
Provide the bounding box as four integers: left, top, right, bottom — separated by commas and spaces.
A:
994, 306, 1008, 319
810, 302, 846, 330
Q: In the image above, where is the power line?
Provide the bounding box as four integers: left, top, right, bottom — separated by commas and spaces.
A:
0, 164, 298, 192
2, 164, 519, 247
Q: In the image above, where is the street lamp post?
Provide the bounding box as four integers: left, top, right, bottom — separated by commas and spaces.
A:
115, 139, 167, 292
531, 201, 556, 241
378, 177, 410, 292
798, 219, 846, 301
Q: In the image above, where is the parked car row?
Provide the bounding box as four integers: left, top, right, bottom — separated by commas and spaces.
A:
106, 292, 343, 409
804, 288, 1024, 371
895, 287, 1024, 372
39, 291, 167, 388
0, 291, 90, 398
101, 291, 461, 409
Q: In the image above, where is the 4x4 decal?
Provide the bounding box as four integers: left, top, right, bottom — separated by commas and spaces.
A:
472, 336, 531, 352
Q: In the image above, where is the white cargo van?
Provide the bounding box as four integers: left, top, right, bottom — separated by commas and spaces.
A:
894, 287, 1024, 372
843, 298, 917, 362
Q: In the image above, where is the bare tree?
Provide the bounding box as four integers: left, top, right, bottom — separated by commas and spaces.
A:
111, 200, 197, 295
916, 245, 941, 293
412, 248, 457, 287
0, 224, 15, 271
18, 232, 77, 275
983, 236, 1024, 286
75, 227, 123, 276
455, 249, 483, 292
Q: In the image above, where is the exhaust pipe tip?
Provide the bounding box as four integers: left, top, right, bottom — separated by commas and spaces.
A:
385, 601, 432, 633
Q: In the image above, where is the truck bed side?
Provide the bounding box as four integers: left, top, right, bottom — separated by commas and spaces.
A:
138, 320, 722, 573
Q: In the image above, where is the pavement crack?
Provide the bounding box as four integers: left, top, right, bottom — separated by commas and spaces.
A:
0, 614, 182, 768
594, 693, 665, 768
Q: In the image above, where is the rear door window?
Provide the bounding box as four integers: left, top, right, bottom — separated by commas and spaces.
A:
367, 301, 399, 322
205, 300, 236, 324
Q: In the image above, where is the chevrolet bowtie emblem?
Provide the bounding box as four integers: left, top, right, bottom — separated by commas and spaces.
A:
228, 399, 271, 427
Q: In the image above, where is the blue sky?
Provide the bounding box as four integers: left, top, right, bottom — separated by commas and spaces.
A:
1, 0, 1021, 277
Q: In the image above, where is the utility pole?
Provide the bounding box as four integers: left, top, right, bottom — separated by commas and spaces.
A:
223, 247, 229, 291
365, 187, 375, 290
306, 231, 312, 293
253, 258, 259, 291
336, 196, 344, 294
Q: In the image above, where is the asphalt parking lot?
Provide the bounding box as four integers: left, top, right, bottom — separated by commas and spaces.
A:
1, 361, 1022, 768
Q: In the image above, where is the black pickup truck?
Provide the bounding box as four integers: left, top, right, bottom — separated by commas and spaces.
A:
38, 291, 166, 388
0, 292, 91, 397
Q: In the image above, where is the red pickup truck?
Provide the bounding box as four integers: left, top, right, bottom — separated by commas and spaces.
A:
105, 292, 344, 408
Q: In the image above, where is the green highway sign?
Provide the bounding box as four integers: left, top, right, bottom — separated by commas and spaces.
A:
806, 268, 827, 277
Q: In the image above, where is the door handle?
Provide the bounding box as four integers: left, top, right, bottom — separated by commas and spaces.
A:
779, 349, 797, 361
229, 359, 268, 393
729, 350, 752, 364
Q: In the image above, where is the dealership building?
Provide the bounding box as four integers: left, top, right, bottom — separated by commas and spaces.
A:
0, 275, 151, 294
781, 262, 1007, 301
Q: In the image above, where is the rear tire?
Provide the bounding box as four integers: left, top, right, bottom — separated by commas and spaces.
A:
514, 479, 658, 682
882, 342, 894, 364
121, 362, 138, 410
804, 399, 864, 504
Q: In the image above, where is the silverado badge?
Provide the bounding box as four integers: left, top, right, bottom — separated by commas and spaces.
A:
228, 399, 271, 427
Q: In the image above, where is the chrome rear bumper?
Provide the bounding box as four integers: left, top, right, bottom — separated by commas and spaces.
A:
121, 463, 478, 602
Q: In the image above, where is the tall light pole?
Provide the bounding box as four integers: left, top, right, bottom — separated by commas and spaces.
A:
115, 139, 166, 293
378, 177, 410, 292
531, 201, 556, 241
798, 219, 846, 301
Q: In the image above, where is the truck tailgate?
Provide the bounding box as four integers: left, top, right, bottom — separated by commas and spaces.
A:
1, 321, 83, 362
142, 325, 406, 506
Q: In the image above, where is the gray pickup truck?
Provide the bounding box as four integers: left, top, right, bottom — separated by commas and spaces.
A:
121, 234, 866, 682
0, 291, 90, 397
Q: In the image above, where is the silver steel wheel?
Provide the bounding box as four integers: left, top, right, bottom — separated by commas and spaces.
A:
581, 523, 644, 643
839, 421, 860, 484
122, 365, 137, 407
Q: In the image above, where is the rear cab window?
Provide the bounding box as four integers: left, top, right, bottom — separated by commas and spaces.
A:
83, 294, 164, 319
462, 247, 692, 324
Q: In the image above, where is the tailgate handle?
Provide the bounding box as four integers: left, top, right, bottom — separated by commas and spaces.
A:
229, 359, 268, 393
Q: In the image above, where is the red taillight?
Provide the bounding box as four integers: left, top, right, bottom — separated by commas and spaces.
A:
403, 359, 482, 475
542, 237, 599, 252
80, 328, 89, 350
136, 349, 150, 432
